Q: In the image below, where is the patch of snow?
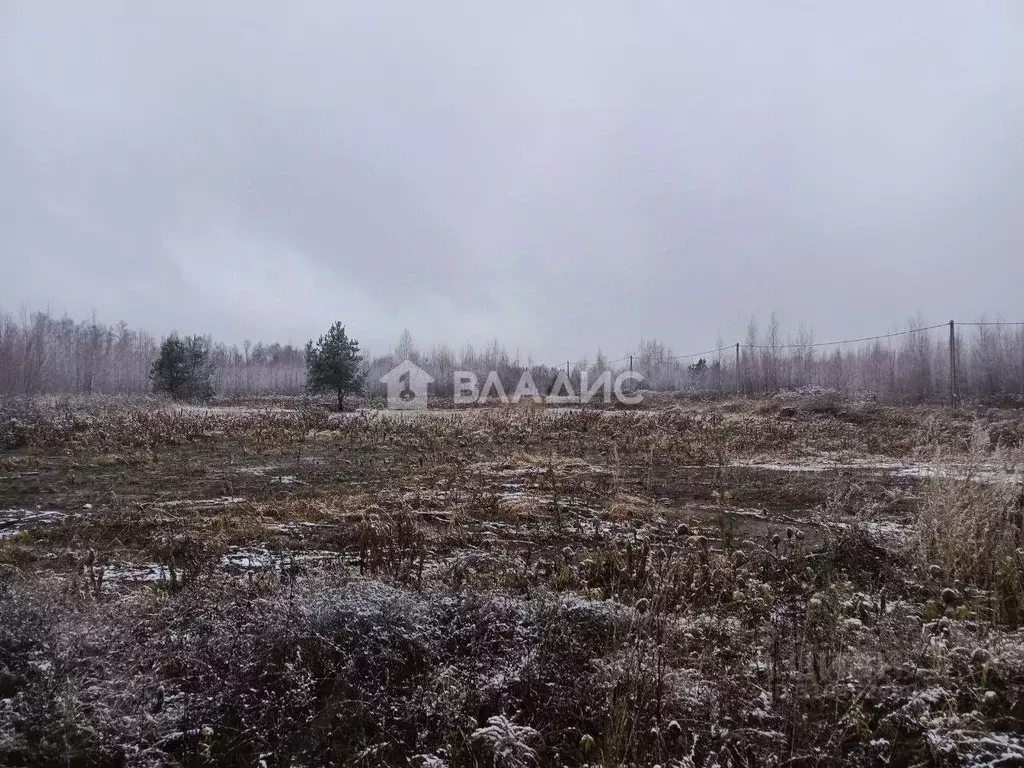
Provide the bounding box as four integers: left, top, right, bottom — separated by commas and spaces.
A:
235, 467, 304, 485
221, 547, 352, 571
740, 459, 901, 473
102, 563, 166, 583
98, 547, 354, 585
737, 458, 1022, 486
862, 519, 915, 544
894, 465, 1022, 484
153, 497, 245, 509
926, 729, 1024, 767
0, 509, 68, 539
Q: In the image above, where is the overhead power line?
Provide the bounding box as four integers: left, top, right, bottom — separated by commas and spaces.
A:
567, 320, 1021, 371
957, 321, 1024, 327
630, 325, 948, 367
745, 323, 949, 350
665, 346, 732, 361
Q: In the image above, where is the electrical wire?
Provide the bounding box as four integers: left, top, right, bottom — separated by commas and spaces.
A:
744, 323, 948, 350
558, 321, 1021, 370
956, 321, 1024, 327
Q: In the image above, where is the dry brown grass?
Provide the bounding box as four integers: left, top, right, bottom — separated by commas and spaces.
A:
3, 396, 1024, 766
914, 430, 1024, 625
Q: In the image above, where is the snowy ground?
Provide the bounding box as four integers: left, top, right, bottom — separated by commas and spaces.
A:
2, 395, 1023, 766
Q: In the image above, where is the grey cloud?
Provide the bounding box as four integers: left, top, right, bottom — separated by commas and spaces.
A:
2, 1, 1022, 362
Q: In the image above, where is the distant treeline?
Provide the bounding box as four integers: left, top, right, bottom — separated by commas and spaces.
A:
2, 309, 1023, 403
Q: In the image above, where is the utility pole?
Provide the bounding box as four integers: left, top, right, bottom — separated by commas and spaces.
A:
735, 342, 741, 396
949, 320, 957, 408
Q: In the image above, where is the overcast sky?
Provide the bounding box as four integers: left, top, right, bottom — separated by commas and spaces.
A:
2, 2, 1022, 363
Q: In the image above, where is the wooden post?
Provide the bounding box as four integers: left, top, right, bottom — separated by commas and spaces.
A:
949, 320, 957, 408
735, 342, 741, 395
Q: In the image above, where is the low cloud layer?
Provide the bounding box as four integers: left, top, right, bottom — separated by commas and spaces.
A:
2, 2, 1022, 362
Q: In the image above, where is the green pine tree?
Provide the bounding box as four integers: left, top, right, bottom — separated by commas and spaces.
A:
305, 322, 365, 411
151, 334, 215, 400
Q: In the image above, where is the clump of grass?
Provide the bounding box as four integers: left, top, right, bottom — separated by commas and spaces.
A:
913, 433, 1024, 625
144, 531, 227, 591
356, 507, 427, 585
0, 532, 36, 568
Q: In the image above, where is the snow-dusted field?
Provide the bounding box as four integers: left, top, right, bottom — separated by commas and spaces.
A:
2, 395, 1023, 766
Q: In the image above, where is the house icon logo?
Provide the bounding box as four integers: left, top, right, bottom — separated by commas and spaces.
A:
380, 360, 434, 410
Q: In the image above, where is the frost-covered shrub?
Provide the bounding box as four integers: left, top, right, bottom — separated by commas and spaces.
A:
470, 715, 539, 767
0, 577, 652, 767
5, 559, 1019, 768
0, 400, 38, 450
